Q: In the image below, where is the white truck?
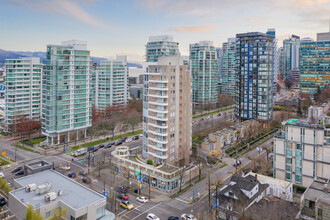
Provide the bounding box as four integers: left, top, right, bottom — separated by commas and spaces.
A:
74, 148, 87, 157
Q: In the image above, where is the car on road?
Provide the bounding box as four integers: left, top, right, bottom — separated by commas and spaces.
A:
12, 166, 23, 173
67, 172, 76, 178
87, 146, 98, 152
200, 118, 204, 121
82, 177, 91, 184
74, 148, 87, 157
120, 200, 134, 210
168, 217, 180, 220
117, 186, 127, 194
139, 133, 143, 137
115, 140, 123, 146
0, 172, 4, 178
217, 113, 221, 117
79, 171, 87, 176
180, 214, 197, 220
0, 196, 6, 207
146, 213, 160, 220
105, 142, 115, 148
136, 196, 148, 203
207, 115, 211, 119
133, 135, 139, 140
125, 138, 132, 143
61, 165, 71, 170
15, 170, 24, 176
118, 194, 129, 200
98, 144, 105, 148
233, 159, 241, 166
120, 136, 128, 142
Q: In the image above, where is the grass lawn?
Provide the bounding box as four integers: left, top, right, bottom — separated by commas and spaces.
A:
21, 136, 46, 147
73, 130, 143, 150
193, 106, 234, 119
14, 145, 40, 154
219, 163, 227, 169
0, 158, 10, 166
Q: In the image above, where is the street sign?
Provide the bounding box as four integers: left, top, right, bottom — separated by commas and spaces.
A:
101, 192, 107, 197
1, 152, 6, 156
136, 171, 140, 175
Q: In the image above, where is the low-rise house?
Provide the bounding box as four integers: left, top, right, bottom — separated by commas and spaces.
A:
297, 179, 330, 220
216, 174, 269, 219
201, 120, 258, 154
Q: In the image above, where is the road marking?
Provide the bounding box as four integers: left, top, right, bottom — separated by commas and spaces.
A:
131, 203, 162, 220
118, 203, 145, 216
175, 198, 190, 204
53, 156, 86, 170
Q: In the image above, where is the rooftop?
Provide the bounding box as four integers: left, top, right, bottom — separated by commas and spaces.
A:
10, 170, 105, 210
250, 172, 291, 189
304, 179, 330, 205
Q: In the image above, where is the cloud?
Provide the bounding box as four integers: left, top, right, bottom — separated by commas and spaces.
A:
172, 25, 215, 33
6, 0, 108, 29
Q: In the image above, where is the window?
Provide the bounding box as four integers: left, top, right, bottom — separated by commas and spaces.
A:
318, 208, 323, 217
71, 214, 87, 220
170, 156, 174, 161
96, 206, 105, 219
46, 211, 52, 219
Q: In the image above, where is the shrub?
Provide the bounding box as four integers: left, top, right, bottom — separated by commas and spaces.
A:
147, 159, 153, 165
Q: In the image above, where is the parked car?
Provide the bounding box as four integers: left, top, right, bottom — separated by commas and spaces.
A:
125, 138, 132, 143
117, 186, 127, 194
106, 142, 115, 148
217, 113, 221, 117
181, 214, 197, 220
120, 200, 134, 210
136, 196, 148, 203
146, 213, 160, 220
207, 116, 211, 119
118, 194, 129, 200
15, 170, 24, 176
0, 196, 6, 207
98, 144, 105, 148
133, 135, 139, 140
139, 133, 143, 137
67, 172, 76, 178
168, 217, 180, 220
88, 146, 98, 152
120, 136, 128, 142
0, 172, 4, 178
12, 166, 23, 173
74, 148, 87, 157
115, 140, 122, 146
82, 177, 91, 184
79, 171, 87, 176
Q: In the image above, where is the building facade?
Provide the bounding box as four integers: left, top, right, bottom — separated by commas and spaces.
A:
220, 38, 236, 96
190, 41, 219, 108
145, 35, 180, 62
42, 40, 92, 145
142, 56, 192, 166
317, 31, 330, 41
281, 35, 300, 79
300, 40, 330, 94
5, 57, 43, 130
94, 56, 129, 109
273, 118, 330, 187
235, 32, 274, 121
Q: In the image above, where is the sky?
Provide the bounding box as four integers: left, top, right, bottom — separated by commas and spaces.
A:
1, 0, 330, 62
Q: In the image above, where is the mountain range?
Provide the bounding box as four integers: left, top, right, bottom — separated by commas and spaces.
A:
0, 49, 142, 68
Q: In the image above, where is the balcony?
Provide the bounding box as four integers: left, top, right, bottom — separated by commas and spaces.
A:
149, 86, 168, 91
148, 121, 168, 129
148, 143, 167, 152
274, 132, 285, 139
148, 108, 168, 114
148, 137, 167, 144
149, 79, 168, 83
148, 129, 167, 136
148, 101, 168, 106
148, 92, 168, 98
148, 151, 167, 159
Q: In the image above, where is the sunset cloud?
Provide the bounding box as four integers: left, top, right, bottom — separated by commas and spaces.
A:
172, 25, 215, 33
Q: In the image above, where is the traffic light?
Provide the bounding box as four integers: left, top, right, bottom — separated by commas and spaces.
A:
116, 203, 118, 210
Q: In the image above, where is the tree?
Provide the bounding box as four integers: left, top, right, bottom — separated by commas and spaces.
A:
217, 94, 234, 108
126, 111, 142, 133
302, 96, 313, 116
313, 85, 322, 101
50, 207, 66, 220
26, 204, 43, 220
178, 166, 187, 192
297, 99, 302, 117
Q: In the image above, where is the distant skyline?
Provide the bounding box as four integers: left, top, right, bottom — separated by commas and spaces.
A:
1, 0, 330, 62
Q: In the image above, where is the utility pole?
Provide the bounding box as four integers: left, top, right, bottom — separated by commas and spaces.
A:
88, 150, 91, 174
14, 148, 16, 161
216, 183, 218, 219
208, 171, 210, 211
190, 168, 192, 186
148, 173, 151, 200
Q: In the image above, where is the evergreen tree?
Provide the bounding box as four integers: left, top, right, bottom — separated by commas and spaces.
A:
297, 99, 302, 117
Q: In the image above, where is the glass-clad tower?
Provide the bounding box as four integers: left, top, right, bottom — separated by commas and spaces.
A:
42, 40, 92, 145
5, 57, 43, 130
300, 40, 330, 94
94, 56, 129, 109
221, 38, 236, 96
146, 35, 180, 62
235, 32, 274, 121
189, 41, 219, 108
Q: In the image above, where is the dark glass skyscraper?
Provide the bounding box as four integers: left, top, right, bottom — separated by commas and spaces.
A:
235, 32, 274, 121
